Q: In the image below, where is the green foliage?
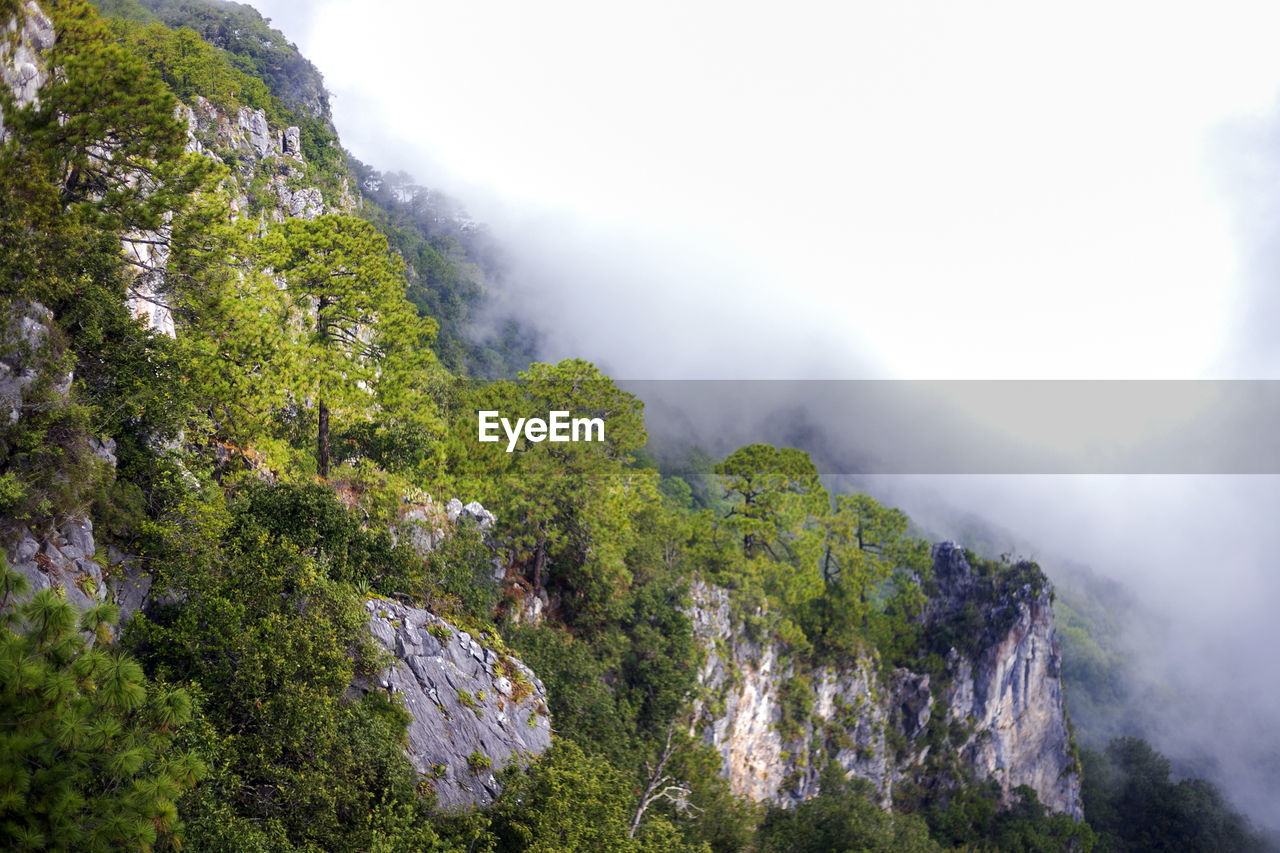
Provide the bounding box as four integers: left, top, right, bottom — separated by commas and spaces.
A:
345, 157, 539, 376
0, 560, 205, 851
6, 0, 211, 236
757, 761, 938, 853
451, 359, 651, 626
123, 492, 434, 852
1081, 737, 1268, 852
421, 524, 500, 623
776, 675, 814, 744
264, 214, 446, 477
0, 300, 103, 525
229, 481, 417, 594
922, 780, 1096, 851
485, 741, 704, 853
807, 492, 931, 664
134, 0, 329, 120
715, 444, 827, 577
109, 19, 278, 119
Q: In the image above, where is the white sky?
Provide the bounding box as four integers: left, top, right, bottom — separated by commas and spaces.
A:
253, 0, 1280, 380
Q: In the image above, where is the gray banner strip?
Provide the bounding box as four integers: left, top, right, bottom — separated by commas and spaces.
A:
601, 380, 1280, 474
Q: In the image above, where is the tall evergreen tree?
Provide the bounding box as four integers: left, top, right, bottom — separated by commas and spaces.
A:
266, 214, 443, 477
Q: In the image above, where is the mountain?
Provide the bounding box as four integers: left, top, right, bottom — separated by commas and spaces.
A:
0, 1, 1269, 850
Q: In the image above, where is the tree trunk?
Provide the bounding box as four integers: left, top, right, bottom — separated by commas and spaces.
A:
318, 398, 330, 478
532, 534, 547, 593
317, 294, 331, 478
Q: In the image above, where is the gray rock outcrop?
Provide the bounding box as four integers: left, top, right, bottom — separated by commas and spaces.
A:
447, 498, 496, 530
394, 496, 497, 559
361, 598, 551, 809
270, 175, 324, 220
0, 298, 66, 424
931, 543, 1082, 817
282, 125, 302, 158
0, 0, 54, 141
689, 543, 1083, 818
237, 105, 273, 159
4, 517, 152, 629
6, 518, 104, 612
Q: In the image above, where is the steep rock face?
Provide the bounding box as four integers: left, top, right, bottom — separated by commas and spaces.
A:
4, 515, 152, 629
0, 0, 54, 141
360, 598, 551, 809
690, 543, 1083, 818
7, 518, 103, 611
0, 298, 68, 424
690, 582, 892, 807
124, 94, 340, 335
931, 543, 1082, 817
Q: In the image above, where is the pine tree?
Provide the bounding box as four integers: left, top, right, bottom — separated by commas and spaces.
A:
265, 214, 443, 477
0, 559, 205, 851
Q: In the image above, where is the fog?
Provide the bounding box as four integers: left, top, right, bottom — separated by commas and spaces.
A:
254, 0, 1280, 829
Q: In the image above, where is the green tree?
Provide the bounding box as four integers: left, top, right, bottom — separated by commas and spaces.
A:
0, 560, 205, 851
1081, 737, 1267, 852
488, 740, 704, 853
713, 444, 828, 617
265, 214, 444, 477
125, 490, 437, 852
808, 493, 929, 659
715, 444, 827, 565
450, 359, 651, 625
756, 761, 938, 853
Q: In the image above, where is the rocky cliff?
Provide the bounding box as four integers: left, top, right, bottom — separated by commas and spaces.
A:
0, 0, 54, 142
360, 598, 551, 809
690, 543, 1083, 818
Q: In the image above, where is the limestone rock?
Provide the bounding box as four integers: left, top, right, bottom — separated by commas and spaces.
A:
6, 518, 105, 613
394, 502, 448, 557
688, 542, 1084, 818
237, 106, 273, 158
932, 545, 1082, 818
282, 126, 302, 158
105, 546, 152, 626
447, 497, 496, 530
122, 225, 176, 337
688, 580, 891, 806
395, 496, 497, 561
0, 1, 55, 141
270, 174, 324, 220
89, 436, 117, 468
0, 299, 57, 424
360, 598, 551, 808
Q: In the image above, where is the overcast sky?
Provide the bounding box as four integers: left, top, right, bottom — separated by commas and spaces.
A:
250, 0, 1280, 828
253, 0, 1280, 381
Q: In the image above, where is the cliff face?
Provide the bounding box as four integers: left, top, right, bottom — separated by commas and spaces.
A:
930, 543, 1081, 817
0, 0, 54, 142
126, 93, 349, 338
361, 599, 551, 809
690, 543, 1083, 818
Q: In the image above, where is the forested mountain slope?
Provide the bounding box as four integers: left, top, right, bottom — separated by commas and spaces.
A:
0, 1, 1268, 850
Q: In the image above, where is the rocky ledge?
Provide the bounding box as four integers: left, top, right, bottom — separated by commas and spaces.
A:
359, 598, 551, 809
